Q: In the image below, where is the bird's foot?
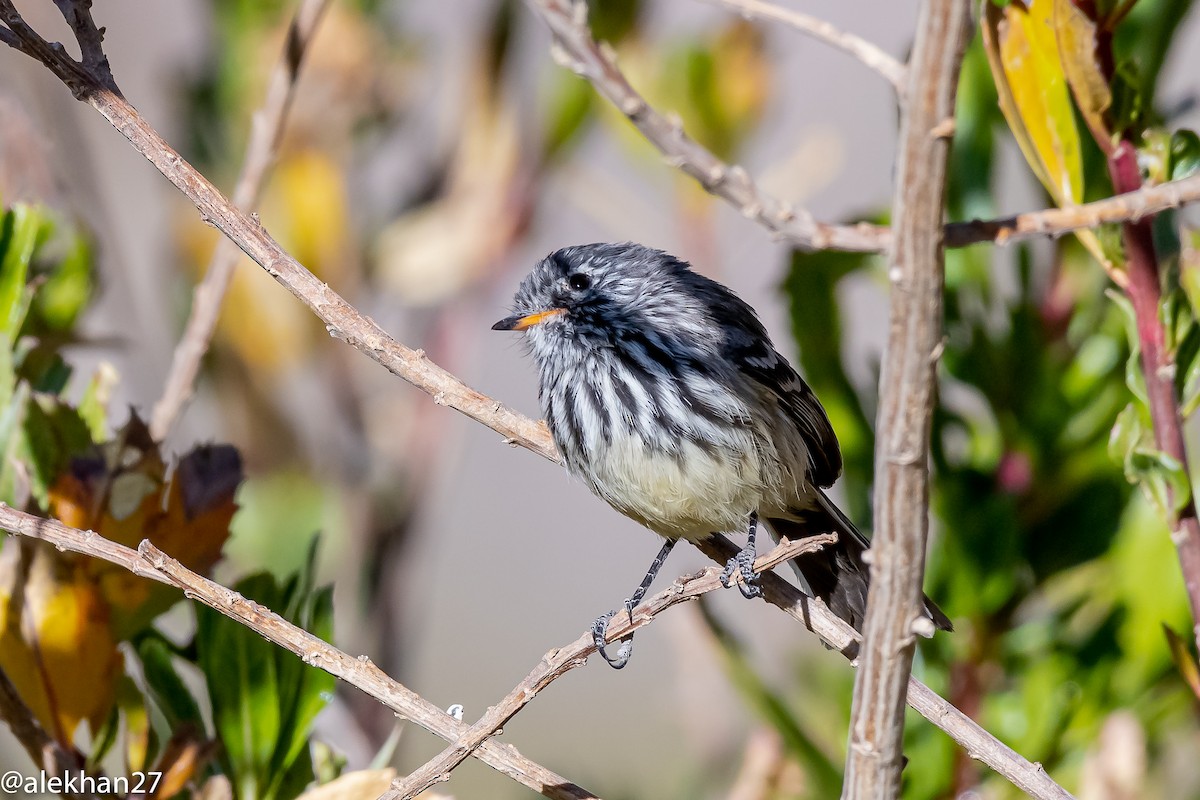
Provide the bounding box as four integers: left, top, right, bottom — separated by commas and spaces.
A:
592, 609, 635, 669
720, 544, 762, 599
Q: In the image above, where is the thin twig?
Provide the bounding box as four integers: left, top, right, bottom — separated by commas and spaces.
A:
522, 0, 1200, 256
843, 2, 969, 798
692, 537, 1075, 800
0, 0, 557, 463
522, 0, 884, 252
0, 503, 600, 800
0, 666, 92, 795
0, 496, 1073, 800
386, 535, 837, 800
702, 0, 906, 93
149, 0, 332, 442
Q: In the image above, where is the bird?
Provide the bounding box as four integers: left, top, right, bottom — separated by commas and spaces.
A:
493, 242, 952, 668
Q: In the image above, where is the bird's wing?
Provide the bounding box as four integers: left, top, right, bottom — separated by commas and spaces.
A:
687, 270, 843, 487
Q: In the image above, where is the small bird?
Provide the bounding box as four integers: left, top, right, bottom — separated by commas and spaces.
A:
494, 242, 951, 668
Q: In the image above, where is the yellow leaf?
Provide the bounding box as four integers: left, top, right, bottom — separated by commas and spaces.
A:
983, 0, 1083, 206
0, 541, 122, 743
296, 770, 399, 800
47, 416, 243, 639
1053, 0, 1112, 145
982, 1, 1115, 274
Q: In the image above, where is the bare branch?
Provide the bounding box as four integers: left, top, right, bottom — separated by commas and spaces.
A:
0, 0, 556, 462
692, 537, 1076, 800
527, 0, 1200, 256
702, 0, 906, 93
386, 536, 837, 800
945, 172, 1200, 248
149, 0, 332, 442
0, 504, 600, 800
522, 0, 884, 252
50, 0, 114, 88
843, 2, 970, 797
0, 667, 92, 795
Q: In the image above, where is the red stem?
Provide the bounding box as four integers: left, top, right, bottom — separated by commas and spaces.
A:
1108, 142, 1200, 647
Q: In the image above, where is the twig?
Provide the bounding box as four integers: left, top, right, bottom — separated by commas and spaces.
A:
702, 0, 906, 93
148, 0, 332, 442
0, 666, 92, 795
692, 537, 1075, 800
842, 2, 969, 798
385, 536, 837, 800
1, 495, 1073, 800
523, 0, 1200, 256
0, 503, 600, 800
0, 0, 557, 463
522, 0, 884, 252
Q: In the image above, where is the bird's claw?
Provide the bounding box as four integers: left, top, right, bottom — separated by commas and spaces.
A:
592, 610, 634, 669
720, 546, 762, 599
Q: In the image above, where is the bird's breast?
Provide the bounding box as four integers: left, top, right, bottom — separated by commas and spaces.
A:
576, 430, 766, 540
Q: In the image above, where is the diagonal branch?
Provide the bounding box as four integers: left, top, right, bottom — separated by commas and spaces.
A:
385, 535, 838, 800
522, 0, 883, 252
702, 0, 906, 93
0, 503, 600, 800
525, 0, 1200, 255
0, 0, 556, 463
843, 1, 970, 797
149, 0, 333, 442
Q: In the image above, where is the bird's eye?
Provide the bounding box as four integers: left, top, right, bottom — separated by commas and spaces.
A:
568, 273, 591, 291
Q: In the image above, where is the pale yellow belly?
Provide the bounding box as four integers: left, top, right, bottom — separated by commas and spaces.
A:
583, 435, 767, 540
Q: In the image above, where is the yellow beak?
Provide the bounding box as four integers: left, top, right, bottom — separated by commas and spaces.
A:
491, 308, 567, 331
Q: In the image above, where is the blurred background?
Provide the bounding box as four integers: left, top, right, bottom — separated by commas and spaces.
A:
2, 0, 1200, 797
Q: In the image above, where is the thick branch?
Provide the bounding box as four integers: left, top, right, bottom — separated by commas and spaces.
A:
387, 536, 837, 800
0, 504, 598, 800
149, 0, 332, 441
843, 2, 969, 798
703, 0, 906, 93
0, 667, 91, 794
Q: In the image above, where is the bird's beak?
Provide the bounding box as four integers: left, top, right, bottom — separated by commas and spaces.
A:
491, 308, 566, 331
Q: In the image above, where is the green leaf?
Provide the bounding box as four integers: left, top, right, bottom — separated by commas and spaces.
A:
196, 560, 335, 800
197, 573, 284, 800
136, 632, 206, 730
1129, 446, 1192, 516
1163, 624, 1200, 701
1170, 129, 1200, 181
0, 204, 39, 346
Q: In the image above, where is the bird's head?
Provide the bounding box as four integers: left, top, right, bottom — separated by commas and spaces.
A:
492, 242, 701, 351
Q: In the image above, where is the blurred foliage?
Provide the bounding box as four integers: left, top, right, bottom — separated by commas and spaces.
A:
0, 202, 343, 796
5, 0, 1200, 796
771, 4, 1200, 797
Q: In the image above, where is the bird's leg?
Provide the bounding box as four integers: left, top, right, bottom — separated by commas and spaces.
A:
720, 512, 763, 599
593, 538, 677, 669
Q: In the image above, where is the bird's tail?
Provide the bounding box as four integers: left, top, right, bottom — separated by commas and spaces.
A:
766, 490, 953, 635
